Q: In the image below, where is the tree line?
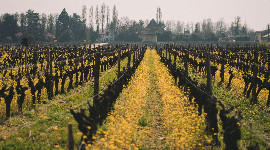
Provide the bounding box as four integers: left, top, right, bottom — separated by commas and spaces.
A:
0, 4, 119, 43
0, 4, 256, 43
162, 16, 255, 42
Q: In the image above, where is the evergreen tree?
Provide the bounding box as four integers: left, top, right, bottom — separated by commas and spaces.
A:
19, 13, 26, 34
26, 10, 40, 41
0, 13, 19, 42
47, 14, 56, 35
70, 13, 87, 41
56, 8, 71, 42
39, 13, 47, 41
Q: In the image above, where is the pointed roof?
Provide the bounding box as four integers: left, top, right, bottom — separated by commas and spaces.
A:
146, 19, 158, 28
146, 19, 164, 29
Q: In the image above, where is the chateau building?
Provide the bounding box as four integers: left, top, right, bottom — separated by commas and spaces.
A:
141, 19, 165, 43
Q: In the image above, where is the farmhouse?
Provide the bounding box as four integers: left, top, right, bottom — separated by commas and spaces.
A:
141, 19, 165, 43
98, 30, 115, 43
255, 29, 270, 42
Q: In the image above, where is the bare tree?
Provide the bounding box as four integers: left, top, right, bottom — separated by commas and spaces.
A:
170, 20, 176, 32
156, 7, 162, 24
144, 19, 150, 27
190, 22, 194, 33
101, 3, 106, 33
176, 21, 184, 34
233, 16, 241, 36
112, 5, 118, 26
111, 5, 118, 33
185, 23, 191, 34
194, 22, 201, 34
106, 6, 110, 29
201, 19, 216, 40
119, 16, 131, 27
216, 18, 226, 39
82, 5, 87, 24
165, 20, 172, 31
95, 5, 100, 32
89, 6, 94, 29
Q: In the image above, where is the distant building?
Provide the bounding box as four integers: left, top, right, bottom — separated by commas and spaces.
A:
141, 19, 165, 43
98, 30, 115, 43
255, 29, 270, 42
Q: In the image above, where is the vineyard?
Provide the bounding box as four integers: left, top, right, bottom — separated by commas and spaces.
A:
0, 43, 270, 149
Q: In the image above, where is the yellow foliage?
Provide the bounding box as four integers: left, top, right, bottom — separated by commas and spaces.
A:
89, 49, 206, 149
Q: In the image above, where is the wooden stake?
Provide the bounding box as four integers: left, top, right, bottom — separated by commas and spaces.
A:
93, 53, 101, 104
252, 50, 258, 104
68, 124, 74, 150
118, 50, 121, 79
220, 50, 225, 83
206, 52, 213, 96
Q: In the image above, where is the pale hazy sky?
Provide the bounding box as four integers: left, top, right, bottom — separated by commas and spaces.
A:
0, 0, 269, 31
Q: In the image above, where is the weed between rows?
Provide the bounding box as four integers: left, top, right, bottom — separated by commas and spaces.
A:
0, 56, 131, 149
90, 49, 208, 149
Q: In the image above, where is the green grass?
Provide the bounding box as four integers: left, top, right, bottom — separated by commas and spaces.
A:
0, 54, 132, 149
259, 41, 270, 48
138, 117, 149, 127
212, 82, 270, 149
